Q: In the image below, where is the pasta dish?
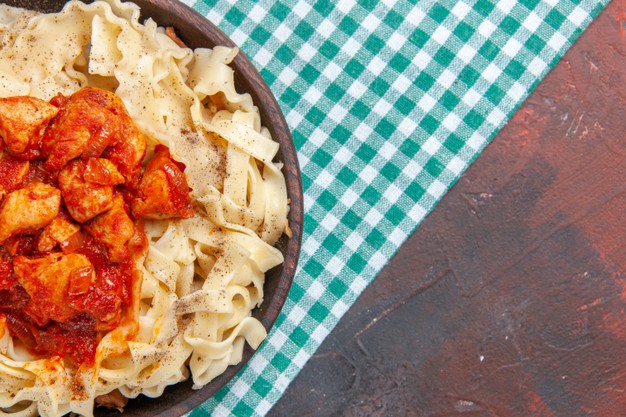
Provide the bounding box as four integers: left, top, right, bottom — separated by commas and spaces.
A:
0, 1, 289, 416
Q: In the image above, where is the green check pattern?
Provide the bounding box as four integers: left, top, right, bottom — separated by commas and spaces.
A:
182, 0, 608, 415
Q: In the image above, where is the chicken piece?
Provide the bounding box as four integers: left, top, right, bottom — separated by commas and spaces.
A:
83, 157, 125, 185
84, 195, 134, 262
42, 87, 125, 171
58, 158, 124, 223
37, 216, 82, 253
0, 183, 60, 244
0, 96, 58, 159
103, 118, 147, 188
131, 145, 193, 219
13, 252, 96, 326
95, 390, 128, 412
0, 151, 29, 200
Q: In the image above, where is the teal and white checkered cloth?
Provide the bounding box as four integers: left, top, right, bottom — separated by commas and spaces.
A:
181, 0, 608, 415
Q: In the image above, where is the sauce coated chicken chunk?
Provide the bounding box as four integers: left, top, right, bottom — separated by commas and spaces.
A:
0, 96, 58, 159
42, 87, 146, 182
0, 183, 61, 244
58, 158, 124, 223
131, 145, 194, 219
13, 252, 95, 326
85, 195, 135, 263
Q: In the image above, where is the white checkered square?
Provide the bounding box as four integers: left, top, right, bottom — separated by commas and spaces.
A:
248, 4, 267, 23
547, 31, 568, 52
328, 103, 348, 123
398, 117, 418, 136
462, 88, 482, 107
383, 183, 403, 205
321, 212, 341, 232
317, 19, 336, 39
487, 107, 507, 126
367, 251, 387, 269
349, 275, 368, 294
255, 399, 274, 416
503, 37, 523, 57
347, 79, 367, 98
507, 81, 526, 101
293, 0, 312, 19
354, 122, 374, 142
336, 0, 356, 14
427, 178, 446, 199
364, 207, 384, 227
292, 350, 309, 367
527, 56, 548, 76
287, 305, 308, 326
334, 147, 354, 164
326, 255, 346, 275
403, 159, 423, 177
388, 227, 408, 247
303, 86, 323, 106
341, 37, 361, 57
307, 280, 326, 300
523, 11, 542, 32
359, 165, 378, 183
322, 61, 343, 82
230, 28, 247, 46
467, 131, 487, 151
447, 155, 466, 175
483, 62, 502, 82
368, 55, 385, 76
330, 299, 350, 317
442, 112, 462, 132
437, 68, 456, 89
345, 230, 364, 251
496, 0, 515, 14
457, 44, 477, 63
379, 141, 398, 160
388, 32, 407, 51
340, 188, 361, 208
363, 13, 381, 32
373, 98, 392, 117
432, 25, 452, 45
310, 324, 331, 342
392, 73, 411, 93
274, 22, 293, 43
268, 328, 289, 352
407, 203, 427, 223
422, 137, 441, 155
418, 93, 436, 112
279, 66, 299, 86
568, 6, 589, 26
413, 49, 431, 70
478, 18, 497, 38
298, 42, 317, 61
451, 2, 471, 20
286, 108, 304, 127
302, 234, 320, 257
405, 6, 426, 25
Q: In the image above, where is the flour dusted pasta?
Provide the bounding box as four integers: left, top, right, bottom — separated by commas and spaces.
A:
0, 1, 289, 416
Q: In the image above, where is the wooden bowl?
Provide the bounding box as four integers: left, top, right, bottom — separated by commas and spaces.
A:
0, 0, 303, 415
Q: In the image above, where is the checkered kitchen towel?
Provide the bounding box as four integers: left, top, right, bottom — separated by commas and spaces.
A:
180, 0, 609, 415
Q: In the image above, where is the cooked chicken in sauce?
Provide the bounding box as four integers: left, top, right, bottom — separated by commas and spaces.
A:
0, 87, 194, 366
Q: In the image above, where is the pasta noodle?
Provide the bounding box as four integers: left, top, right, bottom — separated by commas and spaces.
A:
0, 1, 289, 416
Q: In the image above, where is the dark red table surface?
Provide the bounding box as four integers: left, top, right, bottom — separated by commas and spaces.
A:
270, 1, 626, 416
